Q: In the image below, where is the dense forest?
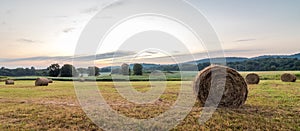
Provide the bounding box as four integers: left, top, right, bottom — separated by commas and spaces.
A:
0, 64, 99, 77
197, 58, 300, 71
145, 57, 300, 71
227, 58, 300, 71
0, 67, 48, 76
145, 58, 300, 72
1, 57, 300, 77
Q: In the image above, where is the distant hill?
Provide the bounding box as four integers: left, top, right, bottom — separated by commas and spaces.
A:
100, 53, 300, 72
288, 53, 300, 59
188, 57, 248, 64
251, 53, 300, 60
129, 63, 161, 69
190, 53, 300, 64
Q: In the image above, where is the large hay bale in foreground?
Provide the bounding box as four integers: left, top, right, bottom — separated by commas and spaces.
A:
35, 78, 49, 86
281, 73, 296, 82
193, 65, 248, 108
245, 73, 260, 84
5, 80, 14, 85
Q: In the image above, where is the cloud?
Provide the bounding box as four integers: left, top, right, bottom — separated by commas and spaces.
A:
95, 16, 114, 19
234, 38, 256, 42
137, 49, 264, 64
81, 0, 125, 14
0, 51, 135, 63
53, 15, 68, 18
224, 49, 262, 53
102, 0, 125, 10
145, 51, 159, 54
63, 28, 75, 33
172, 51, 181, 53
17, 38, 38, 43
75, 51, 135, 61
81, 6, 99, 14
0, 56, 71, 63
0, 49, 267, 67
0, 48, 261, 64
48, 15, 68, 19
5, 10, 12, 15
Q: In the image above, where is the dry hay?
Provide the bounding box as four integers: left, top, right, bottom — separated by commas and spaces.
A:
245, 73, 260, 84
281, 73, 296, 82
48, 79, 53, 83
35, 78, 49, 86
193, 65, 248, 108
5, 80, 14, 85
79, 78, 85, 82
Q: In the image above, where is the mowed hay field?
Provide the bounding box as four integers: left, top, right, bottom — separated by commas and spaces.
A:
0, 80, 299, 130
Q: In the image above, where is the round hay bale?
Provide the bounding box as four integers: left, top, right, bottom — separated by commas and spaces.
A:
245, 73, 260, 84
48, 79, 53, 83
79, 78, 85, 82
281, 73, 296, 82
35, 78, 49, 86
193, 65, 248, 108
5, 80, 14, 85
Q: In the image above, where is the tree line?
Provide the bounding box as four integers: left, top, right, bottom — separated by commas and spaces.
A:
1, 57, 299, 76
198, 57, 300, 71
47, 64, 101, 77
0, 63, 144, 77
0, 64, 100, 77
111, 63, 143, 76
143, 57, 300, 72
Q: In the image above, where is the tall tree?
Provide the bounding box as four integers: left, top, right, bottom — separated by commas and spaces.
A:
60, 64, 77, 77
121, 63, 130, 75
88, 66, 100, 76
47, 64, 60, 77
111, 68, 121, 74
30, 67, 36, 76
133, 64, 143, 76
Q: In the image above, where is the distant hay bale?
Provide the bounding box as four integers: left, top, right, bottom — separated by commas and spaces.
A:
79, 78, 85, 82
245, 73, 260, 84
193, 65, 248, 108
48, 79, 53, 83
5, 80, 14, 85
281, 73, 296, 82
35, 78, 49, 86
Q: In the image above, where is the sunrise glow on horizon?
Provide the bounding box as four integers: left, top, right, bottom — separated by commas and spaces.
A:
0, 0, 299, 68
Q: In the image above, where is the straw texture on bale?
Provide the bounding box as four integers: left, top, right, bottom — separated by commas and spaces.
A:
281, 73, 297, 82
79, 78, 85, 82
5, 80, 14, 85
245, 73, 260, 84
193, 65, 248, 108
35, 78, 49, 86
48, 79, 53, 83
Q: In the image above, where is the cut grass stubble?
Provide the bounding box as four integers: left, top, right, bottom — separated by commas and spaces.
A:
0, 80, 299, 130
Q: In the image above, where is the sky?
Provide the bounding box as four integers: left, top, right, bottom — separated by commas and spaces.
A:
0, 0, 299, 68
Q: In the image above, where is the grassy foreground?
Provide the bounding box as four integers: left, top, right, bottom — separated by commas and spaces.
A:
0, 80, 299, 130
6, 71, 300, 82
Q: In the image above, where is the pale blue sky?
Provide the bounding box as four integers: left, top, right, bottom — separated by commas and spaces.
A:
0, 0, 299, 68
